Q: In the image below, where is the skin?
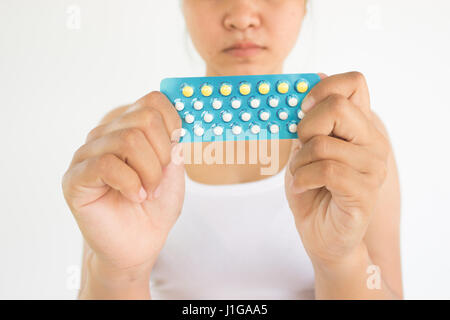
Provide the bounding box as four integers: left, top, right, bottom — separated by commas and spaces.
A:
62, 0, 402, 299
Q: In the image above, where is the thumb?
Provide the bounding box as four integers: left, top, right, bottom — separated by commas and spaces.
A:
141, 143, 186, 232
153, 142, 185, 200
285, 145, 319, 222
317, 72, 328, 80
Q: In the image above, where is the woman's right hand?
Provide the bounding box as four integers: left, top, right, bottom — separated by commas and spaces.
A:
62, 91, 185, 291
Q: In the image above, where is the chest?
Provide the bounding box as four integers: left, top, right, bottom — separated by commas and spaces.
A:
150, 187, 315, 299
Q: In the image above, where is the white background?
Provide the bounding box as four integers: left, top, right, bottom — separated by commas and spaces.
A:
0, 0, 449, 299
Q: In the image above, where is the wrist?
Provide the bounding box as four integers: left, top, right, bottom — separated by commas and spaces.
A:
310, 244, 398, 299
80, 253, 152, 300
311, 243, 371, 279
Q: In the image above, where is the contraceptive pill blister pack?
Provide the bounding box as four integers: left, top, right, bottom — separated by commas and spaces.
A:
160, 73, 320, 143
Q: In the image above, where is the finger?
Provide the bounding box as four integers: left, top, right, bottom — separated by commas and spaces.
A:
63, 154, 146, 208
134, 91, 182, 141
297, 94, 375, 147
301, 71, 371, 116
86, 107, 173, 167
73, 128, 163, 194
291, 159, 369, 197
289, 135, 382, 175
317, 72, 328, 80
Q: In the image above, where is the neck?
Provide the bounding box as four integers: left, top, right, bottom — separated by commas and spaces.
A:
185, 63, 291, 185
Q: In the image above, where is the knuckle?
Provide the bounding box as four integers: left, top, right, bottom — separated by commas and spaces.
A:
135, 91, 164, 108
146, 91, 165, 105
349, 71, 367, 86
120, 128, 144, 150
61, 170, 72, 194
309, 136, 329, 160
86, 125, 103, 142
327, 94, 347, 116
148, 90, 164, 99
96, 154, 116, 173
72, 144, 86, 162
321, 161, 336, 181
141, 107, 163, 127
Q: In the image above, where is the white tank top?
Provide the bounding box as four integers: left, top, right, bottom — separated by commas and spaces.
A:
150, 166, 315, 299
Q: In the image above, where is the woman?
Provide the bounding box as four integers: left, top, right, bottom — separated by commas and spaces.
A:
62, 0, 402, 299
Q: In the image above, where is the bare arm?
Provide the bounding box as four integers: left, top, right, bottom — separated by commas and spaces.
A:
63, 91, 185, 300
314, 113, 402, 299
286, 72, 403, 300
78, 105, 152, 299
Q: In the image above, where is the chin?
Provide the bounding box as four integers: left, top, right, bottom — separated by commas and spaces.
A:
213, 62, 281, 76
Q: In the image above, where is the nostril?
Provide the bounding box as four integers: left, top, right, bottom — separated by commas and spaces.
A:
224, 13, 260, 31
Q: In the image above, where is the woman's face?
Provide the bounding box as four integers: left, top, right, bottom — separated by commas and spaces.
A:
183, 0, 306, 76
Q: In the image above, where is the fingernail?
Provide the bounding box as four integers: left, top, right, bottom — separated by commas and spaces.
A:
293, 139, 302, 152
301, 94, 315, 112
170, 143, 184, 165
170, 129, 182, 143
139, 187, 147, 201
153, 185, 162, 199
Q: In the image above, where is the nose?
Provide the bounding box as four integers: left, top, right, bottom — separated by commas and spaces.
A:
223, 0, 261, 31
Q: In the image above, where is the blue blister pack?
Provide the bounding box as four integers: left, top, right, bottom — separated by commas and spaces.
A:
160, 73, 320, 143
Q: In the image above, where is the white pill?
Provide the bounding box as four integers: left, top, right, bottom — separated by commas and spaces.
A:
241, 112, 251, 122
185, 113, 194, 124
212, 99, 222, 109
193, 100, 204, 110
203, 112, 214, 123
232, 125, 242, 135
250, 124, 261, 134
259, 111, 270, 121
288, 123, 298, 133
231, 99, 241, 109
288, 96, 299, 107
222, 112, 233, 122
180, 128, 187, 137
269, 98, 279, 108
194, 126, 204, 137
270, 124, 280, 134
175, 101, 185, 111
213, 126, 224, 136
278, 111, 288, 120
250, 98, 260, 109
297, 110, 305, 119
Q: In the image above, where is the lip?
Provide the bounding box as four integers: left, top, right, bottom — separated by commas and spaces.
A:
223, 42, 266, 58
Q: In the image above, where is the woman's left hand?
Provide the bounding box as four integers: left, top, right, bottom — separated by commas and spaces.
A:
285, 72, 390, 269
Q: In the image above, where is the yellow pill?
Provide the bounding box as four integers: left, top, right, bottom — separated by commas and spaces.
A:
296, 81, 308, 93
277, 82, 289, 94
258, 82, 270, 95
220, 84, 232, 96
239, 83, 251, 96
182, 85, 194, 97
201, 84, 213, 97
